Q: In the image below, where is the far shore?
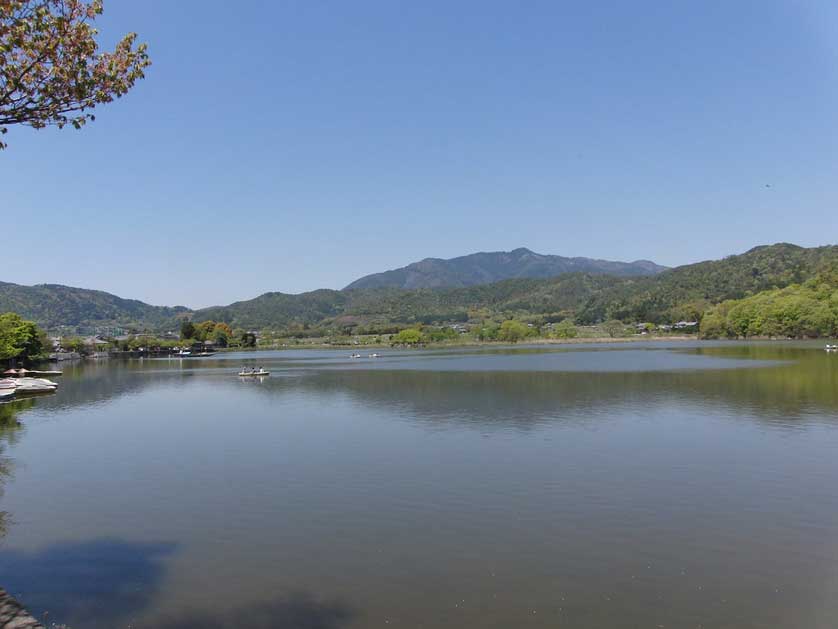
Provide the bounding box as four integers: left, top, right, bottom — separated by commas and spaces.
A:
215, 334, 703, 352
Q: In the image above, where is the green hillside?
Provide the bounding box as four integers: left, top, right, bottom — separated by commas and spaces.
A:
0, 282, 188, 331
195, 289, 349, 329
575, 243, 838, 324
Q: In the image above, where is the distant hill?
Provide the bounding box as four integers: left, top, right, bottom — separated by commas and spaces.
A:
192, 274, 626, 329
344, 247, 667, 290
196, 289, 348, 329
0, 281, 189, 331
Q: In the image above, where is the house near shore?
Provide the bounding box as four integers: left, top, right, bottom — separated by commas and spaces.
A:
82, 336, 111, 348
674, 321, 698, 330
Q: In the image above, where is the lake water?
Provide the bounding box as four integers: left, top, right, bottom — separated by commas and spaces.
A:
1, 341, 838, 628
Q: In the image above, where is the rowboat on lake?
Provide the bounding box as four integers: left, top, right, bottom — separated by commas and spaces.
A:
238, 369, 270, 377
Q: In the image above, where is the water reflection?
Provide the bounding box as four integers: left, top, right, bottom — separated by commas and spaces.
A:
11, 345, 838, 428
0, 538, 176, 628
147, 592, 355, 629
0, 400, 30, 539
1, 344, 837, 629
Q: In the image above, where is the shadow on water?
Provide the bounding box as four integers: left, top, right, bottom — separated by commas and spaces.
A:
145, 593, 356, 629
0, 538, 176, 628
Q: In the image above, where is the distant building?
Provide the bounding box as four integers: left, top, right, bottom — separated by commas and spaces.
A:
82, 336, 110, 347
674, 321, 698, 330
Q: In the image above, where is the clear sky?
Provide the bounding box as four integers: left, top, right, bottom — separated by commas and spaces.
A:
3, 0, 837, 308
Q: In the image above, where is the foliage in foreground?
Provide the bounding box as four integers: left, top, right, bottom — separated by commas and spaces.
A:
0, 0, 150, 148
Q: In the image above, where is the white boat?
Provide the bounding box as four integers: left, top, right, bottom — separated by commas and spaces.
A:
238, 370, 270, 377
0, 389, 14, 401
18, 377, 58, 386
173, 350, 192, 357
0, 379, 16, 390
368, 353, 380, 358
14, 377, 59, 393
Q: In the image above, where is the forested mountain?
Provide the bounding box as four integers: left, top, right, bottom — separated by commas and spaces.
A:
0, 281, 188, 331
192, 274, 625, 329
196, 289, 349, 329
574, 243, 838, 323
344, 247, 666, 290
3, 243, 836, 334
196, 243, 838, 330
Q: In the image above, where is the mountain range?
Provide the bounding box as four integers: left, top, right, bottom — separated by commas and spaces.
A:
344, 248, 666, 290
1, 243, 836, 332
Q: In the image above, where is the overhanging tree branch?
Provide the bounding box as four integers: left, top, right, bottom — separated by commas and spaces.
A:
0, 0, 150, 148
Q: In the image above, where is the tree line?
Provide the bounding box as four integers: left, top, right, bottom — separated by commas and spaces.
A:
700, 277, 838, 339
180, 320, 256, 348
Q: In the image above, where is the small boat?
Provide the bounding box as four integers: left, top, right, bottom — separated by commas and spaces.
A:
826, 344, 837, 351
238, 370, 270, 377
368, 353, 380, 358
173, 350, 192, 357
0, 379, 16, 390
14, 377, 58, 394
0, 389, 14, 401
350, 353, 362, 359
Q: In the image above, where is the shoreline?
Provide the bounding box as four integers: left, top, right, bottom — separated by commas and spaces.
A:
219, 335, 703, 352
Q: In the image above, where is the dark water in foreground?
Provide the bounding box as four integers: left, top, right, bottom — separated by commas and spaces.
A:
1, 341, 838, 628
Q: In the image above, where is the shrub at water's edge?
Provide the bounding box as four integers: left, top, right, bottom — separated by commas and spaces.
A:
0, 313, 49, 363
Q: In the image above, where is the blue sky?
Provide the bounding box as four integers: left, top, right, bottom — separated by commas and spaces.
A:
3, 0, 837, 308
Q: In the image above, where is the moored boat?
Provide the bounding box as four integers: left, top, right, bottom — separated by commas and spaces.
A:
0, 389, 14, 401
3, 368, 63, 377
238, 370, 270, 377
14, 377, 59, 393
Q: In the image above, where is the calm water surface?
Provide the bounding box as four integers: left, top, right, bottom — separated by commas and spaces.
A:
1, 341, 838, 628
